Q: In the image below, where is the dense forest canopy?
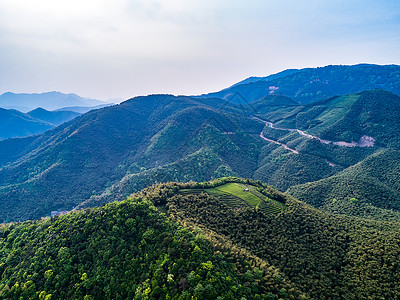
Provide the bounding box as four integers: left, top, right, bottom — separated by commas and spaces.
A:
132, 177, 400, 299
0, 180, 304, 299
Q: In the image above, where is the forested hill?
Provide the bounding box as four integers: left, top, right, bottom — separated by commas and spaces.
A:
0, 95, 265, 222
287, 148, 400, 221
130, 178, 400, 299
2, 89, 400, 222
254, 90, 400, 220
3, 177, 400, 299
200, 64, 400, 104
0, 179, 303, 299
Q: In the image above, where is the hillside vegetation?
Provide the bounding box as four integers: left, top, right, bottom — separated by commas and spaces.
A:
133, 177, 400, 299
0, 95, 265, 222
2, 88, 400, 222
288, 149, 400, 221
0, 183, 302, 299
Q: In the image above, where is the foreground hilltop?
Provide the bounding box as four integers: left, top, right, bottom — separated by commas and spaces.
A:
2, 177, 400, 299
0, 178, 305, 299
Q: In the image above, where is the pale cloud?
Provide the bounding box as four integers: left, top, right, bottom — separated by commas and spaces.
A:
0, 0, 399, 100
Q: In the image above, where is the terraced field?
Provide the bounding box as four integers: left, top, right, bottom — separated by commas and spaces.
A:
179, 182, 286, 216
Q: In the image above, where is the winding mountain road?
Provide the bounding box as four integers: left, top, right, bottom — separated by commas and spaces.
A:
253, 116, 375, 148
259, 130, 299, 154
253, 116, 376, 168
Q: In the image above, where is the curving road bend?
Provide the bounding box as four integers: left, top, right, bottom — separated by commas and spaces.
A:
253, 117, 369, 167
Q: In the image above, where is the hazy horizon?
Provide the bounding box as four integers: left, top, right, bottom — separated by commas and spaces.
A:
1, 0, 400, 101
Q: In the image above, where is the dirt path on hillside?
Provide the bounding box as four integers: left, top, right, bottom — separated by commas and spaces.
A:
259, 131, 299, 154
253, 117, 375, 148
259, 125, 339, 167
253, 117, 348, 167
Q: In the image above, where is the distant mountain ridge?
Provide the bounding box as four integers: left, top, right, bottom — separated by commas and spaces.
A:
0, 91, 105, 112
200, 64, 400, 104
55, 103, 114, 114
229, 68, 300, 87
0, 107, 80, 140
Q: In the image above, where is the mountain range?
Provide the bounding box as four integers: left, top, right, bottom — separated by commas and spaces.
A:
0, 91, 106, 112
0, 64, 399, 223
200, 64, 400, 104
1, 63, 400, 299
0, 107, 81, 140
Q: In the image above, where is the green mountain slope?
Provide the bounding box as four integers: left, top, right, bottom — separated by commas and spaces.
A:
1, 88, 400, 223
288, 149, 400, 221
249, 90, 400, 187
77, 148, 237, 209
258, 90, 400, 146
0, 95, 265, 222
270, 90, 400, 148
0, 194, 300, 299
132, 178, 400, 299
247, 89, 400, 220
200, 64, 400, 104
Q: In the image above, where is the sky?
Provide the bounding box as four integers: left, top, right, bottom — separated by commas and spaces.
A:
1, 0, 400, 101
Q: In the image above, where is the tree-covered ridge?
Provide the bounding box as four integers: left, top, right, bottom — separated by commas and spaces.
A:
257, 90, 400, 148
201, 64, 400, 104
0, 95, 264, 222
288, 149, 400, 221
135, 178, 400, 299
0, 107, 80, 140
0, 196, 304, 299
1, 89, 400, 223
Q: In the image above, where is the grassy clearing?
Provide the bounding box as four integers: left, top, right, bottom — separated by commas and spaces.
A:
179, 183, 286, 215
213, 183, 262, 207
